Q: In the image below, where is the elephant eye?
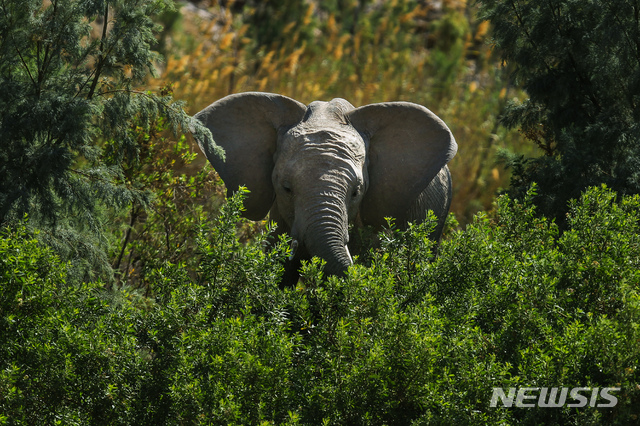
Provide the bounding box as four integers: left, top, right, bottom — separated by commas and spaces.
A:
282, 183, 292, 194
352, 187, 360, 198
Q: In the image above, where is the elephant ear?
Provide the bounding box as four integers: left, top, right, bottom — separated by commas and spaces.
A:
348, 102, 457, 228
194, 92, 306, 220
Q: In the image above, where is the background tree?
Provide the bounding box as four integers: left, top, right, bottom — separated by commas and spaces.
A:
0, 0, 212, 281
480, 0, 640, 223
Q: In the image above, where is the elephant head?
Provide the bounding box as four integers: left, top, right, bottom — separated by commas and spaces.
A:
195, 92, 457, 281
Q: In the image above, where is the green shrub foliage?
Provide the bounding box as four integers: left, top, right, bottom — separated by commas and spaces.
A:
1, 185, 638, 425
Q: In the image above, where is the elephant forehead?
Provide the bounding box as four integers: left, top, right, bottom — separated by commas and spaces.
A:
285, 126, 366, 160
296, 155, 363, 182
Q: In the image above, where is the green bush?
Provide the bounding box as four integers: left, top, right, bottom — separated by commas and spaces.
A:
1, 186, 639, 424
0, 224, 153, 424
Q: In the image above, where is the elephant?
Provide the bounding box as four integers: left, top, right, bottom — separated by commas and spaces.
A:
194, 92, 457, 285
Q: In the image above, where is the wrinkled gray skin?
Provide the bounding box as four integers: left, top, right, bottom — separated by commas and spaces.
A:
195, 92, 457, 285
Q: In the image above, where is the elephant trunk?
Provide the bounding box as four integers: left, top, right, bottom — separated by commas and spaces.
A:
301, 203, 353, 277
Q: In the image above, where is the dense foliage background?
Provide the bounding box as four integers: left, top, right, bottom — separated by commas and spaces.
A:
1, 0, 639, 424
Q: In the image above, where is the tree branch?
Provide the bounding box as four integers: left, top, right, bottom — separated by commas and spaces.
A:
87, 3, 109, 99
113, 204, 139, 271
